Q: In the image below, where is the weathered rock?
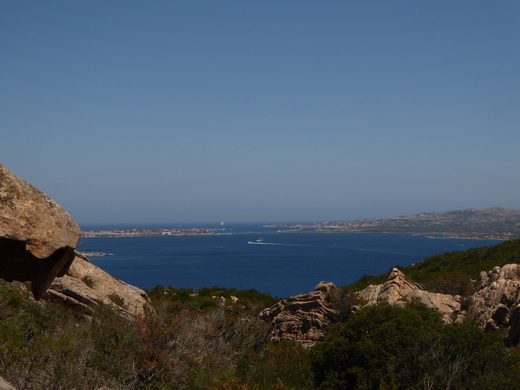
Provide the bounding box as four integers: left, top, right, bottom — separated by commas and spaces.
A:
357, 268, 463, 322
45, 253, 150, 319
357, 268, 423, 305
0, 376, 16, 390
0, 164, 80, 299
260, 282, 337, 348
468, 264, 520, 344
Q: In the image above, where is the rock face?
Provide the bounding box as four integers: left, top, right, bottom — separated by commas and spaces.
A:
356, 268, 464, 322
260, 282, 337, 349
469, 264, 520, 344
45, 253, 150, 319
0, 164, 80, 299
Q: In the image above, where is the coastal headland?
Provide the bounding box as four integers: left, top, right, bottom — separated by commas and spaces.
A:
264, 207, 520, 240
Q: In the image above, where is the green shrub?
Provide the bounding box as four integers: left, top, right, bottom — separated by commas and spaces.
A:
146, 285, 278, 314
81, 275, 95, 288
237, 340, 313, 390
310, 301, 520, 390
107, 293, 125, 307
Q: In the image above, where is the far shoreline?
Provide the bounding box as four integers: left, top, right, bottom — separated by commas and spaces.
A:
80, 227, 509, 241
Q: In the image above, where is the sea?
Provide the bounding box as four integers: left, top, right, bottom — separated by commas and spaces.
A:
76, 223, 502, 298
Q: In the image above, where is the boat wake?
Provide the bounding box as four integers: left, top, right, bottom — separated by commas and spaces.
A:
247, 240, 301, 246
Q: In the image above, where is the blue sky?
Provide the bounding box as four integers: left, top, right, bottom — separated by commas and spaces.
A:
2, 1, 519, 224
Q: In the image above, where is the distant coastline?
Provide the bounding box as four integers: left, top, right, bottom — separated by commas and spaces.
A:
81, 227, 507, 241
263, 207, 520, 241
261, 227, 508, 241
81, 227, 217, 237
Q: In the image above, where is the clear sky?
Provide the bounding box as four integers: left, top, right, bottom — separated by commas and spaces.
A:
1, 1, 519, 224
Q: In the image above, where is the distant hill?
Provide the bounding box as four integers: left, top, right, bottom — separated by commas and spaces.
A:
281, 207, 520, 239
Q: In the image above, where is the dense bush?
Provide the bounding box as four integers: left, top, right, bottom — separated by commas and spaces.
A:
236, 340, 314, 389
310, 301, 520, 390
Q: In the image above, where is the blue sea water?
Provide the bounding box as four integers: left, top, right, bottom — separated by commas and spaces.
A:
77, 223, 501, 298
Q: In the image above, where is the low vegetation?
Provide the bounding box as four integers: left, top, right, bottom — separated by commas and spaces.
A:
81, 275, 95, 288
0, 280, 310, 389
2, 239, 520, 389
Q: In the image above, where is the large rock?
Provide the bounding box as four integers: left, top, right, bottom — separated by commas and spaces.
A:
356, 268, 463, 322
260, 282, 337, 348
468, 264, 520, 344
45, 253, 150, 319
0, 164, 80, 299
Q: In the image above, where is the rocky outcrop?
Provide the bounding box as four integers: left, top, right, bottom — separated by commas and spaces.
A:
262, 265, 520, 348
260, 273, 463, 348
260, 282, 337, 348
0, 164, 80, 299
468, 264, 520, 344
357, 268, 423, 305
45, 253, 150, 319
356, 268, 464, 322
